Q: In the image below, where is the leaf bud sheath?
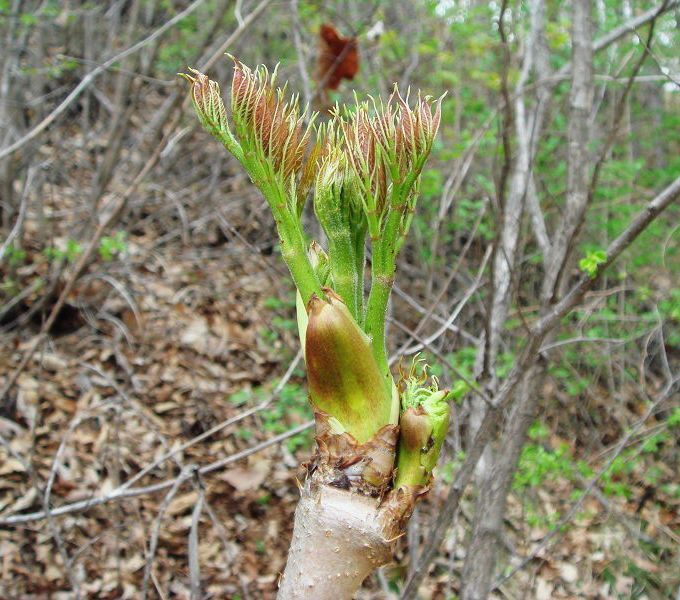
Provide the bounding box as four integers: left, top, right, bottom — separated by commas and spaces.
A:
305, 289, 393, 443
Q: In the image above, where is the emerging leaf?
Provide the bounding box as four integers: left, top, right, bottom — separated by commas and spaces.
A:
230, 59, 313, 185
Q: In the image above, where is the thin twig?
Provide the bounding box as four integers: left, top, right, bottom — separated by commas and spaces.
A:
0, 165, 35, 260
0, 420, 313, 525
399, 177, 680, 599
188, 480, 205, 600
492, 377, 679, 589
0, 0, 213, 161
0, 0, 273, 404
141, 466, 190, 599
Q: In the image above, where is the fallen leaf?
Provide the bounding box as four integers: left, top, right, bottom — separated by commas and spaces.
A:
558, 562, 579, 583
222, 460, 270, 492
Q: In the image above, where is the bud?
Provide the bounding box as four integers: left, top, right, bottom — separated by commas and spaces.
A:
343, 106, 388, 212
305, 288, 393, 443
296, 138, 323, 215
394, 361, 451, 488
180, 69, 228, 136
308, 240, 331, 282
417, 388, 450, 474
229, 58, 312, 184
395, 406, 432, 486
417, 94, 442, 147
315, 136, 345, 198
394, 89, 444, 174
314, 135, 363, 228
230, 59, 257, 125
369, 96, 398, 154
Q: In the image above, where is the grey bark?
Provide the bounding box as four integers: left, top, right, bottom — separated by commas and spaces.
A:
468, 0, 550, 488
462, 0, 553, 594
277, 483, 392, 600
543, 0, 595, 302
462, 2, 594, 598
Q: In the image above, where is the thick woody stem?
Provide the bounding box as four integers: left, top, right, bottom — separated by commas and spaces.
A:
277, 481, 392, 600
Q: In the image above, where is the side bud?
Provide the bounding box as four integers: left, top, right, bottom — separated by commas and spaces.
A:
305, 288, 393, 443
395, 406, 432, 487
394, 366, 451, 489
180, 69, 229, 137
180, 68, 240, 158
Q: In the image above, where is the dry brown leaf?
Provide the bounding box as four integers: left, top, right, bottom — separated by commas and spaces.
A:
0, 458, 27, 476
536, 578, 554, 600
40, 352, 68, 372
0, 487, 37, 517
222, 460, 271, 492
167, 490, 199, 516
558, 562, 579, 583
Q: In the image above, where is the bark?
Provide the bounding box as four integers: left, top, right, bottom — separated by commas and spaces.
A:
278, 411, 412, 599
277, 481, 393, 599
400, 176, 680, 600
461, 365, 544, 599
543, 0, 594, 302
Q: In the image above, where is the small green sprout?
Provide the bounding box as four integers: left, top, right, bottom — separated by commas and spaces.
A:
579, 249, 607, 278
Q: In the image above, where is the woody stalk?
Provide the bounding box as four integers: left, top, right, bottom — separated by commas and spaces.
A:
182, 60, 448, 599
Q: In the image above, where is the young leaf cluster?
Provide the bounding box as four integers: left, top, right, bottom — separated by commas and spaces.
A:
182, 59, 449, 468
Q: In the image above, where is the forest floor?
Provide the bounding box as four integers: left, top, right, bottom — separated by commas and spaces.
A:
0, 140, 678, 600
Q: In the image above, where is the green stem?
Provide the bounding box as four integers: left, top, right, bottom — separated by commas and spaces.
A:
353, 224, 366, 324
394, 449, 427, 488
242, 158, 323, 305
364, 236, 394, 393
328, 233, 358, 319
279, 215, 323, 305
215, 126, 243, 165
364, 197, 407, 393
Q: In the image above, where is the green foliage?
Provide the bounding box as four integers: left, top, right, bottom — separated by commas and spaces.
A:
449, 379, 471, 403
43, 239, 82, 263
38, 235, 128, 265
514, 440, 574, 490
659, 288, 680, 322
262, 295, 295, 311
98, 232, 127, 262
4, 244, 26, 267
260, 292, 296, 346
228, 381, 313, 452
667, 407, 680, 427
548, 364, 591, 397
579, 249, 607, 278
440, 451, 466, 485
516, 414, 677, 503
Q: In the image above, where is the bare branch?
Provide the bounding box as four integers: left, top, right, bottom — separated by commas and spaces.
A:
189, 481, 205, 600
0, 421, 313, 526
492, 377, 679, 589
0, 0, 273, 404
0, 165, 35, 260
399, 176, 680, 599
542, 0, 594, 302
0, 0, 212, 161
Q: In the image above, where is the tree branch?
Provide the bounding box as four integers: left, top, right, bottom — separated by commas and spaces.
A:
399, 175, 680, 599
